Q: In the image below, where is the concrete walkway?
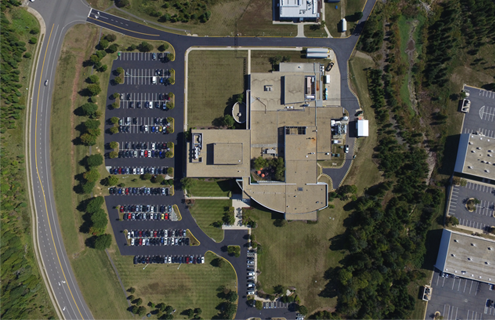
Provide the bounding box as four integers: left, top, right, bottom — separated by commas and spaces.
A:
296, 24, 305, 38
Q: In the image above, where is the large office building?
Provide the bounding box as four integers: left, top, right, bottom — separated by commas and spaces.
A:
435, 229, 495, 284
187, 61, 346, 220
454, 133, 495, 181
278, 0, 320, 21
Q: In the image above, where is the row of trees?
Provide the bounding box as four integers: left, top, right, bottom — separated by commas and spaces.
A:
131, 0, 212, 24
0, 5, 39, 132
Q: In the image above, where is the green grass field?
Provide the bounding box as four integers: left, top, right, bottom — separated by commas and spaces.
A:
109, 250, 236, 319
325, 0, 367, 37
188, 200, 231, 242
304, 25, 327, 38
250, 203, 348, 313
187, 50, 247, 128
187, 179, 232, 197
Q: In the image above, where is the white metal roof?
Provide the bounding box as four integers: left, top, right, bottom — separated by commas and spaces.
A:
279, 0, 318, 19
357, 119, 369, 137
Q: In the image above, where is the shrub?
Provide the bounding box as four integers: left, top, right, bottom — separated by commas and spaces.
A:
98, 39, 109, 49
167, 167, 174, 175
158, 43, 169, 52
109, 151, 119, 158
109, 141, 119, 149
106, 43, 119, 53
168, 53, 175, 61
105, 175, 119, 186
142, 173, 152, 180
23, 52, 31, 58
87, 84, 101, 96
109, 127, 119, 134
87, 75, 99, 84
138, 41, 154, 52
105, 34, 117, 42
30, 27, 40, 34
112, 102, 120, 109
255, 301, 262, 310
110, 117, 120, 124
116, 67, 124, 75
29, 37, 37, 44
98, 64, 108, 72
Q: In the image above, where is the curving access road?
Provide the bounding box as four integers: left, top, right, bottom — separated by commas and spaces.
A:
26, 0, 376, 319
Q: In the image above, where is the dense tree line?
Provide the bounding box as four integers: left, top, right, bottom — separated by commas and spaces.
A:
1, 3, 56, 319
80, 196, 112, 250
357, 7, 384, 53
0, 3, 39, 133
326, 66, 443, 318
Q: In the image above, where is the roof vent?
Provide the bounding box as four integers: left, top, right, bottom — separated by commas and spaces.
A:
469, 142, 473, 145
489, 247, 492, 250
468, 166, 473, 169
486, 262, 490, 265
485, 169, 490, 173
477, 147, 482, 150
468, 257, 472, 261
451, 254, 455, 257
471, 243, 476, 246
454, 239, 458, 242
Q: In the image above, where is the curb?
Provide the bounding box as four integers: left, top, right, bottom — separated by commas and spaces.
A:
23, 8, 65, 320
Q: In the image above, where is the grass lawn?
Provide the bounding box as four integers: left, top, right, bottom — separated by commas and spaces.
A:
109, 250, 236, 319
250, 202, 349, 313
304, 25, 327, 38
237, 0, 296, 37
187, 179, 232, 197
325, 0, 366, 37
187, 50, 247, 128
188, 200, 231, 242
86, 0, 113, 10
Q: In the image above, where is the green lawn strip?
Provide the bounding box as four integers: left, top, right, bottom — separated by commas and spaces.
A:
400, 75, 413, 112
325, 3, 342, 37
109, 251, 236, 319
303, 25, 327, 38
237, 0, 296, 37
188, 200, 230, 242
398, 15, 410, 63
71, 248, 131, 319
187, 179, 231, 197
346, 54, 383, 194
86, 0, 113, 11
187, 50, 247, 128
250, 202, 349, 313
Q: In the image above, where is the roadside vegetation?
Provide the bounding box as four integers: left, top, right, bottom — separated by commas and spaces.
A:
0, 3, 57, 319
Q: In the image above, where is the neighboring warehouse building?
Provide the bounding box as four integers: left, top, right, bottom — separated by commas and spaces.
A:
454, 133, 495, 181
435, 229, 495, 284
278, 0, 320, 21
187, 60, 345, 220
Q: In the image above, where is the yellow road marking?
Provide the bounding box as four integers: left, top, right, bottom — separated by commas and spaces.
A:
34, 24, 85, 320
87, 17, 160, 37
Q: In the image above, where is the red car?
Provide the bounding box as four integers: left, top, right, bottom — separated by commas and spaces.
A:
125, 188, 129, 195
165, 213, 169, 220
144, 150, 148, 157
186, 257, 190, 264
118, 168, 122, 174
120, 206, 124, 212
127, 213, 131, 220
153, 231, 157, 237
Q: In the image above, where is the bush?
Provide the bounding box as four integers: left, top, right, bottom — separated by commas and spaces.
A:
23, 52, 31, 58
142, 173, 152, 180
87, 75, 99, 84
110, 117, 120, 124
105, 175, 119, 186
152, 175, 164, 183
109, 141, 119, 149
29, 37, 37, 44
138, 41, 154, 52
112, 102, 120, 109
98, 64, 108, 72
116, 0, 129, 7
128, 44, 137, 51
81, 181, 96, 194
194, 308, 202, 315
113, 75, 124, 84
106, 43, 119, 53
167, 102, 175, 110
105, 34, 117, 42
158, 44, 169, 52
94, 234, 112, 250
168, 53, 175, 61
87, 84, 101, 96
109, 151, 119, 158
86, 154, 103, 168
298, 305, 308, 315
255, 300, 263, 310
116, 67, 124, 75
109, 126, 119, 134
98, 39, 109, 49
30, 27, 40, 34
167, 167, 174, 175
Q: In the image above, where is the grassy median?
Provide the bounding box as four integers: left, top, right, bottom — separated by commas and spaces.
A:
187, 179, 232, 197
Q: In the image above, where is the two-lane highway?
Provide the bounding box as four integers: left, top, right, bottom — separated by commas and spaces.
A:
27, 0, 95, 318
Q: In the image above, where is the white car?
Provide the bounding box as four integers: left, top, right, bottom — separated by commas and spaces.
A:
151, 143, 156, 150
200, 256, 205, 264
127, 232, 131, 239
44, 80, 48, 85
130, 238, 135, 246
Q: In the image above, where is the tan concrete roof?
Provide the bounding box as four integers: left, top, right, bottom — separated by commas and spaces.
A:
213, 143, 244, 165
457, 134, 495, 180
438, 229, 495, 283
187, 129, 250, 178
284, 75, 306, 104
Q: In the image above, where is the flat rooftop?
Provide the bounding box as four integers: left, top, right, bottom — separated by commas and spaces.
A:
279, 0, 319, 19
436, 229, 495, 284
187, 129, 250, 178
213, 143, 243, 165
455, 133, 495, 180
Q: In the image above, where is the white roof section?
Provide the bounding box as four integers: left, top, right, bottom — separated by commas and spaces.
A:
454, 133, 495, 180
357, 119, 369, 137
435, 229, 495, 284
279, 0, 319, 19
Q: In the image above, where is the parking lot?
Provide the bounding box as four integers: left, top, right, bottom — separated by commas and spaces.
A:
117, 52, 170, 62
462, 85, 495, 138
134, 254, 205, 265
448, 181, 495, 232
426, 271, 495, 320
263, 301, 291, 309
121, 68, 171, 86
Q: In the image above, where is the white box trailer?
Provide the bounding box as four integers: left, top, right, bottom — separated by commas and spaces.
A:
307, 48, 329, 54
341, 18, 347, 32
325, 75, 330, 84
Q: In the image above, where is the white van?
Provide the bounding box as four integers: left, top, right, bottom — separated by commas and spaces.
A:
152, 76, 157, 84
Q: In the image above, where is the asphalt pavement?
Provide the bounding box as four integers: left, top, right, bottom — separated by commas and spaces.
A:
26, 0, 377, 318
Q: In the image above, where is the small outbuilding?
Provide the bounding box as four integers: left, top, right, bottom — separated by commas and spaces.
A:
356, 119, 369, 137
